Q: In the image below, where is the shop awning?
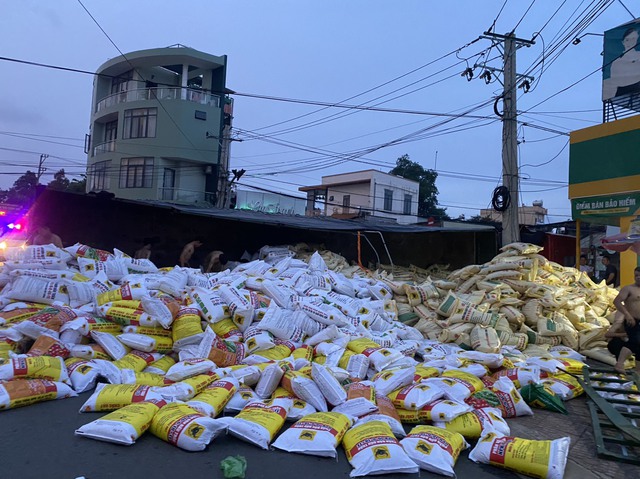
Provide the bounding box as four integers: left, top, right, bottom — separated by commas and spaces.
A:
601, 232, 640, 254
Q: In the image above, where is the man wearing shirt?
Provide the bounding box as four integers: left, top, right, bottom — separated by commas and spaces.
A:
602, 255, 619, 287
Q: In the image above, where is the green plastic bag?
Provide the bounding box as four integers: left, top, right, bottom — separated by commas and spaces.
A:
220, 455, 247, 479
520, 383, 568, 414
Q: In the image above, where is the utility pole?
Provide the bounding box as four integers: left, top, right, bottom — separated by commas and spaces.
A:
36, 154, 48, 184
481, 31, 534, 246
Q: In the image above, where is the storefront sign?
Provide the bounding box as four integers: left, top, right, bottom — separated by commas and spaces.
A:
572, 192, 640, 218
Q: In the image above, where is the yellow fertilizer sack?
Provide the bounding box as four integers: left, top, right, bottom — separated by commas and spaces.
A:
121, 370, 174, 387
272, 411, 352, 458
271, 386, 317, 421
0, 356, 70, 384
436, 370, 485, 400
388, 383, 444, 410
418, 399, 473, 422
433, 407, 510, 440
0, 378, 76, 410
542, 373, 584, 400
218, 399, 291, 449
347, 338, 402, 372
150, 402, 226, 451
400, 425, 468, 477
75, 399, 165, 445
469, 432, 570, 479
187, 377, 239, 418
343, 420, 419, 477
79, 383, 164, 412
144, 355, 176, 375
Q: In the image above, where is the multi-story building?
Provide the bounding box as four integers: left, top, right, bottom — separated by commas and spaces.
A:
299, 170, 420, 224
86, 45, 231, 204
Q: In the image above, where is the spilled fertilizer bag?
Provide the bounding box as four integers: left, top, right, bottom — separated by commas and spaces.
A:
150, 402, 226, 451
75, 399, 165, 445
542, 373, 584, 401
400, 425, 468, 477
520, 383, 568, 414
187, 377, 239, 418
0, 378, 76, 410
0, 356, 70, 384
433, 407, 510, 440
469, 432, 570, 479
218, 399, 290, 449
343, 420, 419, 477
388, 382, 444, 411
272, 411, 352, 458
80, 383, 163, 412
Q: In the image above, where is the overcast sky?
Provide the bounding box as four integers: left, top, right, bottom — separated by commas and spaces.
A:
0, 1, 636, 221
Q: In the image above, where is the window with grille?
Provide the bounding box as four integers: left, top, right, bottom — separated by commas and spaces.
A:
89, 160, 111, 191
120, 158, 154, 188
383, 189, 393, 211
404, 194, 412, 215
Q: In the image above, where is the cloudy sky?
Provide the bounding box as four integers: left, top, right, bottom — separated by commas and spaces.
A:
0, 1, 636, 220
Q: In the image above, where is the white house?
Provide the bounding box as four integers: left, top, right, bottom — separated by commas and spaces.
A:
299, 170, 420, 225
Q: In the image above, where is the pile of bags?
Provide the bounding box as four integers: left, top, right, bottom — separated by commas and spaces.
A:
0, 241, 611, 478
378, 242, 620, 365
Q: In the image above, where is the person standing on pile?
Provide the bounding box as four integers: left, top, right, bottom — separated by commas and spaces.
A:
179, 240, 202, 267
607, 267, 640, 373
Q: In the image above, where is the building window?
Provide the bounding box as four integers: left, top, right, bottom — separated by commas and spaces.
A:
120, 158, 154, 188
343, 195, 350, 207
383, 189, 393, 211
89, 160, 111, 191
123, 108, 157, 139
111, 70, 133, 94
404, 194, 412, 215
105, 120, 118, 142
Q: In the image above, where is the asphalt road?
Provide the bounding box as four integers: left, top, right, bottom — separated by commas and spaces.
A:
0, 391, 522, 479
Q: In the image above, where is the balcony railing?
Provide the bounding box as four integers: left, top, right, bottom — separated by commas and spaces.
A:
96, 87, 220, 113
92, 140, 116, 156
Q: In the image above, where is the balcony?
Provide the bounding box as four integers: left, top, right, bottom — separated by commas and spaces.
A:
96, 87, 220, 113
92, 140, 116, 156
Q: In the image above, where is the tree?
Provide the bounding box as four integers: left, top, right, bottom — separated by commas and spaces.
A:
67, 175, 87, 194
6, 171, 38, 205
389, 154, 448, 219
47, 169, 70, 191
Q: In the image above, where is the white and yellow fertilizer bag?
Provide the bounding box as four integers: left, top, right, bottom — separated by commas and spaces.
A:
469, 432, 570, 479
0, 355, 70, 384
388, 382, 444, 410
433, 407, 510, 440
80, 383, 164, 412
65, 357, 102, 393
491, 366, 541, 389
271, 386, 317, 421
186, 376, 239, 418
153, 373, 216, 401
75, 399, 165, 445
347, 337, 402, 372
372, 366, 415, 397
343, 420, 419, 477
217, 399, 291, 449
400, 425, 468, 477
357, 394, 406, 438
272, 411, 352, 458
542, 373, 584, 400
281, 369, 328, 412
418, 399, 473, 422
0, 378, 76, 410
121, 369, 174, 387
150, 402, 226, 451
144, 355, 176, 375
491, 377, 533, 417
429, 369, 485, 401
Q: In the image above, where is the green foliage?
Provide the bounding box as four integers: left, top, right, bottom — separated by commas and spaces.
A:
47, 169, 70, 191
67, 175, 87, 194
6, 171, 38, 205
389, 154, 448, 219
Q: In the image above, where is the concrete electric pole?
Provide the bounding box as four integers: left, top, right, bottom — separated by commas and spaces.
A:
482, 31, 534, 246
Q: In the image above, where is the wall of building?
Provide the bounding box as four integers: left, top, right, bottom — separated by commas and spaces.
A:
326, 183, 371, 215
370, 171, 419, 224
